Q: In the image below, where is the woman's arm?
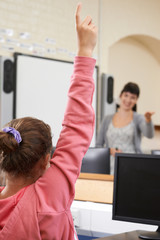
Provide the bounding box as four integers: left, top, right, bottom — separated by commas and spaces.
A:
96, 115, 112, 147
138, 114, 154, 138
96, 117, 107, 147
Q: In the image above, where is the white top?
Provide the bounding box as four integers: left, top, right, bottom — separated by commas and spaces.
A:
107, 121, 136, 174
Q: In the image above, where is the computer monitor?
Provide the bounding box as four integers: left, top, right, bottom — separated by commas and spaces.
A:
81, 147, 110, 174
113, 153, 160, 240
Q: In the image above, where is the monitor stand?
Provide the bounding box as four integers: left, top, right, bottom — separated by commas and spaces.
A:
139, 226, 160, 240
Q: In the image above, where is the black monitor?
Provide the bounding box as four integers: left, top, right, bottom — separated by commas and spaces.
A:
113, 153, 160, 240
81, 147, 110, 174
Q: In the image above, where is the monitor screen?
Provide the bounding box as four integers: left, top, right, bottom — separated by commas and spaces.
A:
81, 147, 110, 174
113, 153, 160, 239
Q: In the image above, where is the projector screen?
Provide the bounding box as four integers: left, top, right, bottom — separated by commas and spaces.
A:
14, 53, 98, 147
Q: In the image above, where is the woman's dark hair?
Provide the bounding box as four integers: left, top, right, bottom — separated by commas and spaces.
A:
120, 82, 140, 98
0, 117, 52, 177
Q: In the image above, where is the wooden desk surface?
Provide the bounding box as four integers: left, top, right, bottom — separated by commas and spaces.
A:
78, 173, 114, 181
95, 230, 156, 240
75, 173, 114, 203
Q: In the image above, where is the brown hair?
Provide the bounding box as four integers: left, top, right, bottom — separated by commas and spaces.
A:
120, 82, 140, 98
0, 117, 52, 177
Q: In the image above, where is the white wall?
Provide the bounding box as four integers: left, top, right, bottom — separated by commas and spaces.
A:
100, 0, 160, 71
0, 0, 99, 61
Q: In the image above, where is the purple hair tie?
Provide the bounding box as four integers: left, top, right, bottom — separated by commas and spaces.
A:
3, 127, 22, 144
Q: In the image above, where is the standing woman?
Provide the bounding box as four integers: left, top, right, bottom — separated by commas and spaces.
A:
96, 82, 154, 174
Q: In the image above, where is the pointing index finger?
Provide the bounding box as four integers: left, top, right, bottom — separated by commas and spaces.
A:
75, 3, 82, 26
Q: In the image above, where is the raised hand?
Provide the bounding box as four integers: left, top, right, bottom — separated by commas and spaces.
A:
75, 3, 97, 57
144, 112, 155, 123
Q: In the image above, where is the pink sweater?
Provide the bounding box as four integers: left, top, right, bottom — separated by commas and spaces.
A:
0, 56, 96, 240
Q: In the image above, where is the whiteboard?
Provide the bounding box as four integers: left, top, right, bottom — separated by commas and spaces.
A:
14, 54, 97, 147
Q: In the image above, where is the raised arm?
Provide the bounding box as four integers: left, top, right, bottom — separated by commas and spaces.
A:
144, 111, 155, 124
138, 113, 154, 138
76, 3, 97, 57
36, 3, 98, 208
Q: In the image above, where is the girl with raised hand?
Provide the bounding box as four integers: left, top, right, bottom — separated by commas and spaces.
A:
0, 3, 97, 240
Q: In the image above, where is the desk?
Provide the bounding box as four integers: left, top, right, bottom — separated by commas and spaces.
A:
96, 230, 158, 240
75, 173, 114, 203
